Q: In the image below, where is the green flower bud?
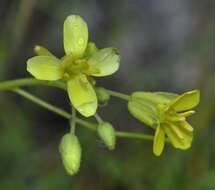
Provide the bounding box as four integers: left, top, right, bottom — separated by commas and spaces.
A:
34, 45, 55, 56
59, 133, 81, 175
95, 87, 110, 104
84, 42, 98, 58
97, 122, 116, 150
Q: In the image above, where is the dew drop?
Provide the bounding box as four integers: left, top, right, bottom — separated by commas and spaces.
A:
78, 38, 84, 45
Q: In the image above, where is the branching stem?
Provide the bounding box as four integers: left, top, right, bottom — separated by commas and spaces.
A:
9, 87, 154, 141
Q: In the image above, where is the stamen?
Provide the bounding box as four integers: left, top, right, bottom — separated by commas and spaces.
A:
179, 121, 193, 132
179, 110, 195, 117
168, 122, 184, 139
169, 115, 185, 122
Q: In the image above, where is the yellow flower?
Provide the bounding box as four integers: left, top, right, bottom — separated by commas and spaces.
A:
27, 15, 120, 117
128, 90, 200, 156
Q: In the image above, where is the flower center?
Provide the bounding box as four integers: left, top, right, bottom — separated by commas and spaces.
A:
61, 55, 90, 80
158, 104, 185, 127
157, 103, 182, 125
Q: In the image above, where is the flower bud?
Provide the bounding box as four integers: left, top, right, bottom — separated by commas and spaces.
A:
59, 133, 81, 175
95, 87, 110, 104
34, 45, 55, 57
97, 122, 116, 150
84, 42, 98, 58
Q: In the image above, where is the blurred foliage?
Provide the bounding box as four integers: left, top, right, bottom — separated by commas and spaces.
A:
0, 0, 215, 189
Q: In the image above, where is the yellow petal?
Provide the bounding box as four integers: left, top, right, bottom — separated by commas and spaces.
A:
88, 48, 120, 77
178, 125, 193, 147
153, 126, 165, 156
163, 124, 192, 150
64, 15, 88, 57
67, 74, 97, 117
178, 121, 194, 132
171, 90, 200, 112
27, 56, 62, 80
168, 123, 184, 139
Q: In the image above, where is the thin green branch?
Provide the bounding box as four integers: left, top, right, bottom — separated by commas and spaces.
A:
94, 113, 103, 124
76, 118, 97, 131
0, 78, 66, 91
11, 88, 154, 141
13, 88, 70, 118
116, 131, 153, 141
0, 78, 130, 101
70, 106, 77, 134
105, 89, 130, 101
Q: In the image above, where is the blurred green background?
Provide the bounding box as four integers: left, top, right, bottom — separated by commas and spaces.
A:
0, 0, 215, 189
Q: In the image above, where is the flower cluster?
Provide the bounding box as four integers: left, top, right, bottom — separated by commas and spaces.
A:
25, 14, 200, 175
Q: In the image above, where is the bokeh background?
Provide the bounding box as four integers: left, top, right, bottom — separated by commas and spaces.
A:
0, 0, 215, 189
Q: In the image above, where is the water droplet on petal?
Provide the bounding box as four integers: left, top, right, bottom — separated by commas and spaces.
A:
78, 38, 84, 45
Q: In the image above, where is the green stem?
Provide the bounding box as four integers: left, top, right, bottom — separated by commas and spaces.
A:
70, 106, 76, 134
12, 88, 71, 118
105, 89, 130, 101
94, 113, 103, 124
0, 78, 66, 90
0, 78, 130, 101
116, 131, 153, 141
76, 118, 97, 131
11, 88, 154, 141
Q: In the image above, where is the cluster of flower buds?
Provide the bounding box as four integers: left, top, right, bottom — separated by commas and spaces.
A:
59, 121, 116, 175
